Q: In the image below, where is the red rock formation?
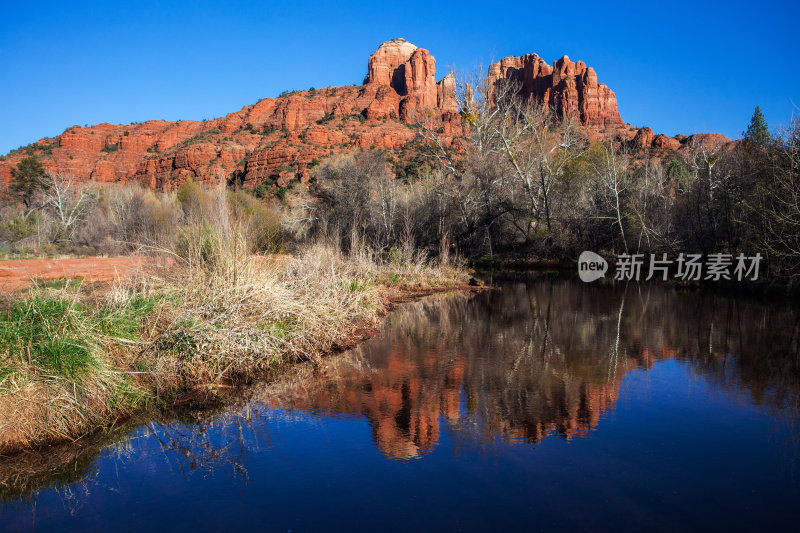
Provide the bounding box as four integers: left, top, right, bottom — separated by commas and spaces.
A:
631, 126, 655, 148
0, 39, 460, 192
630, 126, 730, 152
0, 39, 731, 193
365, 38, 418, 88
488, 53, 624, 130
437, 73, 458, 114
653, 134, 682, 151
681, 133, 732, 152
364, 38, 456, 123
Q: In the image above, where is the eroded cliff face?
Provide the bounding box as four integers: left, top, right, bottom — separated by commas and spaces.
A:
485, 53, 732, 153
488, 53, 625, 130
0, 39, 727, 192
0, 38, 460, 191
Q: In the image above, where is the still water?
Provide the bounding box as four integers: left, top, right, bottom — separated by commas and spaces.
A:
2, 276, 800, 531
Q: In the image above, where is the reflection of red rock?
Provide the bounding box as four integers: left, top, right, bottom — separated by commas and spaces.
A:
277, 332, 653, 457
268, 282, 795, 461
287, 346, 464, 460
286, 345, 636, 457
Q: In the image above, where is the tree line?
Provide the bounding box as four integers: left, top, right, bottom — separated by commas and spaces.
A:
2, 84, 798, 281
312, 76, 799, 281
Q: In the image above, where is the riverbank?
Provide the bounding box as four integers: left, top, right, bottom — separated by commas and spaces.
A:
0, 244, 470, 454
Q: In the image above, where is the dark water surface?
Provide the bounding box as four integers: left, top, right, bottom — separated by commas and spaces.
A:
2, 277, 800, 532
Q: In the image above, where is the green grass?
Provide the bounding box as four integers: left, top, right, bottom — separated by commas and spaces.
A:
254, 318, 298, 339
0, 237, 467, 452
96, 295, 160, 339
32, 277, 85, 290
347, 279, 370, 292
0, 298, 94, 378
0, 293, 162, 380
0, 360, 14, 383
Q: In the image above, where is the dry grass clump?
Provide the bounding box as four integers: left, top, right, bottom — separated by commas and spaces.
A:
140, 234, 464, 389
0, 187, 468, 453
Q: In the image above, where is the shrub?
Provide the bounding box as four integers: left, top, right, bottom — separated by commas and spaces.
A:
253, 183, 269, 199
176, 178, 204, 218
274, 186, 289, 205
0, 211, 42, 243
227, 188, 283, 252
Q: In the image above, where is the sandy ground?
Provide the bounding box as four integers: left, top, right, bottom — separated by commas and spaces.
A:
0, 256, 149, 292
0, 255, 298, 293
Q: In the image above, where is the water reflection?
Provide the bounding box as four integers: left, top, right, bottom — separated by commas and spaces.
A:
264, 278, 800, 459
0, 411, 257, 507
2, 276, 800, 511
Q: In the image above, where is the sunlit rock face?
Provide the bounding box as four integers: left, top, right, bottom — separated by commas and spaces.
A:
0, 38, 461, 192
363, 38, 458, 123
487, 53, 624, 130
0, 39, 730, 193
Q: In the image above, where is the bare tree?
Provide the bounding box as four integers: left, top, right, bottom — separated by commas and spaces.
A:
762, 117, 800, 277
586, 140, 631, 253
42, 172, 99, 243
416, 65, 595, 253
676, 137, 736, 254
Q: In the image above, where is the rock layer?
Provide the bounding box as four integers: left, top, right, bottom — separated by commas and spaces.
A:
0, 40, 727, 192
0, 39, 460, 191
487, 53, 624, 130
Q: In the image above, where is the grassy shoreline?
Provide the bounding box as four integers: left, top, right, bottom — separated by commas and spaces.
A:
0, 244, 470, 455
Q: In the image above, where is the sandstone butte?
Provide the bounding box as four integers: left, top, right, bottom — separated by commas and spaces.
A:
0, 39, 732, 192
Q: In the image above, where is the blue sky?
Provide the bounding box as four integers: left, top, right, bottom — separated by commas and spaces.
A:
1, 0, 797, 154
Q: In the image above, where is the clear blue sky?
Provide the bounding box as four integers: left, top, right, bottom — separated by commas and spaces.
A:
1, 0, 798, 154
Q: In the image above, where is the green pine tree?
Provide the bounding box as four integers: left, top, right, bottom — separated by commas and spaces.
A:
744, 106, 771, 146
7, 156, 49, 209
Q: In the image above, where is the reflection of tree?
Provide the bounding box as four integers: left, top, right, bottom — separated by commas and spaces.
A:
0, 407, 265, 511
450, 281, 631, 446
0, 428, 114, 510
270, 277, 800, 460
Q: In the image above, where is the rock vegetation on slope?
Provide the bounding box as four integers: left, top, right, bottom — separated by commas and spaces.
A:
0, 39, 730, 191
